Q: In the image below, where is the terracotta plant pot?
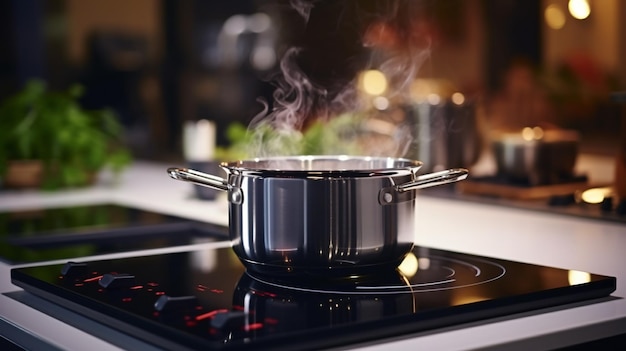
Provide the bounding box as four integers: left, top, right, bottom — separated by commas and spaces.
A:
3, 160, 98, 190
4, 160, 44, 189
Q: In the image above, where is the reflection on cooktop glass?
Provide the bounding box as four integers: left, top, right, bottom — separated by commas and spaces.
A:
10, 246, 616, 351
0, 203, 228, 264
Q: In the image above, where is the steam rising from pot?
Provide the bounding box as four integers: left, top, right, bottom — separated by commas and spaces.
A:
244, 0, 432, 159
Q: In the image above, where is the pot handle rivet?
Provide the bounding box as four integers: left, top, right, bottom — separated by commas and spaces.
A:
230, 188, 244, 205
382, 192, 393, 203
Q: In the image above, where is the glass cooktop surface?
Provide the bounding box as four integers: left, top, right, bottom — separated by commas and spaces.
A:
10, 245, 616, 350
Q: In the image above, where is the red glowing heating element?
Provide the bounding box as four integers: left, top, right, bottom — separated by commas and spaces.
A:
252, 290, 277, 298
244, 323, 263, 331
197, 284, 224, 294
83, 275, 103, 283
264, 318, 278, 325
195, 309, 229, 321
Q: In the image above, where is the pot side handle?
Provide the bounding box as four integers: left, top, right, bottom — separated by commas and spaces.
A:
397, 168, 469, 192
167, 167, 230, 191
379, 168, 468, 204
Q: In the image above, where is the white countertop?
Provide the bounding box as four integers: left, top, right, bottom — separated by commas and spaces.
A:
1, 159, 625, 350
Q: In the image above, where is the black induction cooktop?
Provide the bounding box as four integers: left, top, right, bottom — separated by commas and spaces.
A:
0, 203, 227, 264
10, 245, 616, 351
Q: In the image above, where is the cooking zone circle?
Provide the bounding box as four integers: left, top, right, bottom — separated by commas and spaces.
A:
246, 253, 507, 295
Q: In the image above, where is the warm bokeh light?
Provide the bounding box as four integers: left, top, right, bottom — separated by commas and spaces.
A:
568, 270, 591, 285
427, 93, 441, 105
372, 96, 390, 110
580, 187, 612, 204
451, 92, 465, 105
522, 127, 534, 141
360, 69, 388, 96
568, 0, 591, 20
545, 4, 566, 30
521, 126, 544, 141
397, 252, 418, 277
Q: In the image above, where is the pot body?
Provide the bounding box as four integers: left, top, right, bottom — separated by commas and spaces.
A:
222, 157, 420, 276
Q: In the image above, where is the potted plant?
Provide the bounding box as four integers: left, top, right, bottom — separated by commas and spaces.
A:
0, 79, 132, 190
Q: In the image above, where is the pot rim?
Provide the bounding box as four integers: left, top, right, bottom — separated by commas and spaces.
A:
219, 155, 423, 177
494, 129, 580, 144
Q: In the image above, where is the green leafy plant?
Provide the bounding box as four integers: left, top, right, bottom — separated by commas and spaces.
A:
215, 114, 365, 161
0, 79, 132, 189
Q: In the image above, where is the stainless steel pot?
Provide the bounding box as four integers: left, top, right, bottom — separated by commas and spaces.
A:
409, 100, 483, 173
167, 155, 467, 276
492, 129, 579, 185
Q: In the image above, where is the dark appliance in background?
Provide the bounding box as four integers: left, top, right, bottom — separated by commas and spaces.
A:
0, 0, 45, 95
78, 31, 161, 159
161, 0, 283, 151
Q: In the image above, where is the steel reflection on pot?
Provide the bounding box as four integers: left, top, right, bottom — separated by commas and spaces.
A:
232, 271, 416, 335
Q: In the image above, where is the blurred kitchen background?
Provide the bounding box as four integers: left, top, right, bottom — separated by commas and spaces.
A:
0, 0, 624, 172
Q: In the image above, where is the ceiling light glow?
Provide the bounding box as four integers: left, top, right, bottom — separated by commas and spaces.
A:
568, 0, 591, 20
